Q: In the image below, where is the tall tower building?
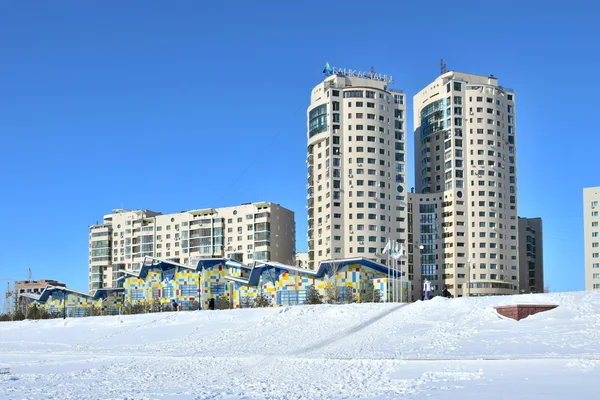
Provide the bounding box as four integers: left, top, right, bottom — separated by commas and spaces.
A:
412, 71, 518, 297
584, 186, 600, 290
306, 65, 407, 269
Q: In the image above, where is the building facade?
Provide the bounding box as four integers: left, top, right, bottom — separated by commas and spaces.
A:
518, 217, 544, 293
14, 279, 66, 312
15, 279, 66, 297
295, 252, 309, 269
413, 71, 519, 297
584, 187, 600, 290
407, 192, 444, 300
306, 67, 408, 270
89, 202, 296, 292
28, 257, 411, 316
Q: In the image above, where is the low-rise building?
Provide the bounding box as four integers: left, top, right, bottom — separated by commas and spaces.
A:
30, 256, 411, 315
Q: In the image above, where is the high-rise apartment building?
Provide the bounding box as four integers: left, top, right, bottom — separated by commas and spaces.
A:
89, 202, 296, 291
413, 71, 519, 297
306, 65, 407, 269
584, 187, 600, 290
518, 217, 544, 293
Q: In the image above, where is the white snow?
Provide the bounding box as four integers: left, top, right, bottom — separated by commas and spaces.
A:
1, 291, 600, 399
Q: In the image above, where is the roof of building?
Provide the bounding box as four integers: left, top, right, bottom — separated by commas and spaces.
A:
20, 285, 124, 302
113, 256, 404, 287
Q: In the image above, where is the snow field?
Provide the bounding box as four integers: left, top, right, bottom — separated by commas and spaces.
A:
1, 291, 599, 399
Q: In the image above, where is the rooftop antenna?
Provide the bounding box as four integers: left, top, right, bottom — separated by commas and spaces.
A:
28, 268, 32, 281
370, 65, 376, 78
440, 59, 447, 75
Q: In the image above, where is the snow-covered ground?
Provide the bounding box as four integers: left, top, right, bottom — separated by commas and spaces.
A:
1, 292, 599, 399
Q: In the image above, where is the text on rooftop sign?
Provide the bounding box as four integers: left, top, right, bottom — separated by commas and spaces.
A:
323, 63, 393, 84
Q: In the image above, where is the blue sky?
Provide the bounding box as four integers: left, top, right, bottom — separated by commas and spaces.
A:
0, 0, 598, 304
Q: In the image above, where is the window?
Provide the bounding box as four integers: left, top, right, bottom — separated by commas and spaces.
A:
180, 284, 198, 296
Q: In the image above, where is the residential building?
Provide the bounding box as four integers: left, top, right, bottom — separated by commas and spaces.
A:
413, 71, 518, 297
15, 279, 65, 299
14, 279, 66, 312
518, 217, 544, 293
89, 202, 296, 291
295, 252, 309, 269
306, 65, 408, 270
584, 187, 600, 290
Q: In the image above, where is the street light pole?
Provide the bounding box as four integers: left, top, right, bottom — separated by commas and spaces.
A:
63, 289, 67, 319
467, 258, 471, 297
419, 244, 424, 300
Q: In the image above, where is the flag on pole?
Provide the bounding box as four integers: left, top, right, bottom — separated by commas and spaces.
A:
382, 239, 392, 254
392, 242, 403, 260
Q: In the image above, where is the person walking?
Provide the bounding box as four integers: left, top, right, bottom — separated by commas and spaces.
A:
423, 279, 432, 300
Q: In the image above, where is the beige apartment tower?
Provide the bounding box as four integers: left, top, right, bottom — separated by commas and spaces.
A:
306, 66, 408, 269
584, 187, 600, 290
89, 202, 296, 291
412, 71, 518, 297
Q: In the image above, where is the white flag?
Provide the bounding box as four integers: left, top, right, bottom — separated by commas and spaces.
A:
382, 239, 392, 254
392, 243, 405, 260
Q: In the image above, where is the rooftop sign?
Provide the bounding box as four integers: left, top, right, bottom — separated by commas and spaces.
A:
322, 62, 393, 84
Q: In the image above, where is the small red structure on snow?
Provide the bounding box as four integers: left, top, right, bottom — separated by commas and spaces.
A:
495, 304, 558, 321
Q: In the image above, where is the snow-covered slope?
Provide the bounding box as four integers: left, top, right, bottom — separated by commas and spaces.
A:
1, 292, 599, 399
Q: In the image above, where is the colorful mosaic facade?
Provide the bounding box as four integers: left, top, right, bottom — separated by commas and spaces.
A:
30, 258, 412, 314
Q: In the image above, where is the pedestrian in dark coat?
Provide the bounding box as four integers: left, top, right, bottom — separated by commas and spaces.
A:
442, 286, 453, 298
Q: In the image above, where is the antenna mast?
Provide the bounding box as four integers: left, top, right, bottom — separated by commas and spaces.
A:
440, 59, 447, 75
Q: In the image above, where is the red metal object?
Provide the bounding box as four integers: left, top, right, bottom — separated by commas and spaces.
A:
495, 304, 558, 321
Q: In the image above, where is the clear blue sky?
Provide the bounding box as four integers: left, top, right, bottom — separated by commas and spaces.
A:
0, 0, 598, 304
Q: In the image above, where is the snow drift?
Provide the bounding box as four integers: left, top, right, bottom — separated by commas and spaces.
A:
1, 291, 599, 399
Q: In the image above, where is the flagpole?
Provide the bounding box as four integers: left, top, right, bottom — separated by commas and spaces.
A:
393, 240, 397, 303
390, 239, 394, 303
386, 238, 391, 303
400, 242, 403, 303
393, 241, 396, 303
393, 240, 398, 303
